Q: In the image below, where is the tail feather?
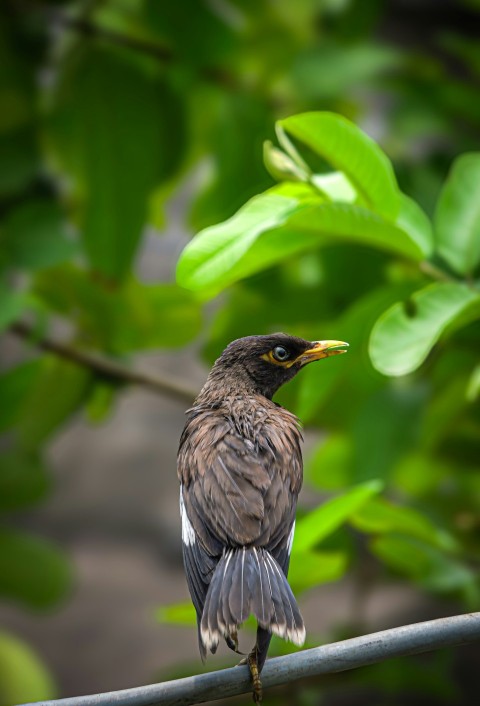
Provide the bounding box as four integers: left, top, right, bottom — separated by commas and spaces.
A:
200, 547, 305, 655
265, 551, 304, 645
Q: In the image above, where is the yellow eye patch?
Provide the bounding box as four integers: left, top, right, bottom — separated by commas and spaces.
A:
260, 351, 296, 368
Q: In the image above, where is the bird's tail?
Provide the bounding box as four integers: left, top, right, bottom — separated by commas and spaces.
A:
200, 546, 305, 657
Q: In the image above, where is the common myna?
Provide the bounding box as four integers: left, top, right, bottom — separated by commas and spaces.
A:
177, 333, 348, 701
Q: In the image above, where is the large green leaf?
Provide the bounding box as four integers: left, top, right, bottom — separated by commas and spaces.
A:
0, 361, 40, 432
288, 550, 348, 592
34, 265, 202, 352
295, 282, 418, 422
143, 0, 236, 66
290, 43, 403, 101
351, 497, 458, 552
396, 193, 433, 259
177, 186, 426, 295
434, 152, 480, 276
305, 435, 353, 491
277, 112, 400, 218
0, 631, 56, 704
371, 536, 478, 602
0, 282, 26, 333
110, 282, 203, 352
0, 128, 39, 198
369, 282, 480, 376
18, 358, 92, 450
178, 186, 311, 293
1, 199, 76, 271
47, 46, 185, 281
294, 480, 383, 552
0, 529, 71, 609
190, 92, 274, 231
351, 385, 427, 482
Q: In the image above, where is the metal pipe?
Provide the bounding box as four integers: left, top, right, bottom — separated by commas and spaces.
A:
21, 613, 480, 706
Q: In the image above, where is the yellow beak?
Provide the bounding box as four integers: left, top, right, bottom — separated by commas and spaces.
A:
297, 340, 349, 365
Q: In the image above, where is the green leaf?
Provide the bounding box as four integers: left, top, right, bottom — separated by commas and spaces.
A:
111, 282, 202, 352
143, 0, 236, 66
291, 43, 403, 101
295, 282, 418, 422
177, 187, 426, 295
0, 360, 40, 432
294, 480, 383, 552
1, 199, 76, 271
47, 46, 185, 281
19, 358, 92, 450
288, 550, 348, 592
278, 112, 400, 218
369, 282, 480, 376
310, 171, 357, 203
0, 529, 71, 609
34, 266, 202, 352
396, 193, 433, 259
434, 152, 480, 276
155, 602, 196, 626
392, 453, 450, 498
189, 92, 274, 230
178, 186, 311, 294
0, 129, 39, 197
0, 282, 26, 333
371, 536, 478, 602
351, 497, 458, 552
351, 385, 427, 482
85, 383, 117, 424
305, 435, 353, 491
0, 452, 50, 511
0, 631, 56, 704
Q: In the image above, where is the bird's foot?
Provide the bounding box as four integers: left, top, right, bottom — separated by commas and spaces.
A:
247, 649, 263, 703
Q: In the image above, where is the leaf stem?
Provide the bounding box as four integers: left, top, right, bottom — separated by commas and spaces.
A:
420, 260, 455, 283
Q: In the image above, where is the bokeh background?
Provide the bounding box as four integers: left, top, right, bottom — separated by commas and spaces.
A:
1, 0, 480, 704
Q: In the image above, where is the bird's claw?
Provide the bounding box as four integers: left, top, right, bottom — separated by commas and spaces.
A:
227, 629, 245, 655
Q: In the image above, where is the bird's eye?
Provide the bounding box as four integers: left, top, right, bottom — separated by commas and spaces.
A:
272, 345, 290, 362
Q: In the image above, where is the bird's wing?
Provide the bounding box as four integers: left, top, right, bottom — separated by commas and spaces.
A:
180, 433, 271, 549
178, 408, 301, 553
179, 486, 216, 616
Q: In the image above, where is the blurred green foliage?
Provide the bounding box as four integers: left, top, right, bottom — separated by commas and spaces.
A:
1, 0, 480, 703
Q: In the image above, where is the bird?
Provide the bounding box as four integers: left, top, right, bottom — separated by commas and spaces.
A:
177, 333, 348, 702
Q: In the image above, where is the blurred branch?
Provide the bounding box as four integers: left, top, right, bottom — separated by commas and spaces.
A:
17, 1, 240, 91
10, 320, 198, 405
19, 613, 480, 706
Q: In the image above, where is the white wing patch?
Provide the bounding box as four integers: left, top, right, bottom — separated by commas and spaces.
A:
287, 520, 296, 555
179, 485, 196, 546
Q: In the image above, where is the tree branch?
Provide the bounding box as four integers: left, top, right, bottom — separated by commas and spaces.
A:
20, 613, 480, 706
17, 2, 240, 92
10, 321, 198, 405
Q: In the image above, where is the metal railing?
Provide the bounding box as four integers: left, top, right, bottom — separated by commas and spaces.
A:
20, 613, 480, 706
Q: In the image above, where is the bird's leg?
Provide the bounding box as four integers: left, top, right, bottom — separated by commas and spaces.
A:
247, 647, 262, 703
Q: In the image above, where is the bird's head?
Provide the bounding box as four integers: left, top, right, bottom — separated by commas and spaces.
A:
204, 333, 349, 400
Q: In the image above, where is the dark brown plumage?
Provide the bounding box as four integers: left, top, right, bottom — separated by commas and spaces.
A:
177, 333, 348, 701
